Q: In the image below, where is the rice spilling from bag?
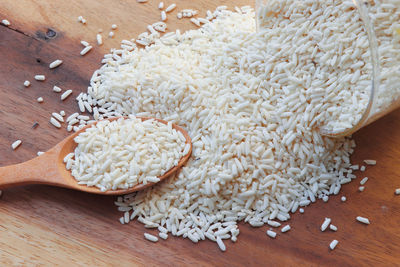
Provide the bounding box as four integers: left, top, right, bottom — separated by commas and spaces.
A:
257, 0, 400, 132
76, 1, 399, 247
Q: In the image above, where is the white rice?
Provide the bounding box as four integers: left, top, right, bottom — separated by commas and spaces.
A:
179, 9, 198, 18
281, 225, 291, 233
266, 230, 277, 238
329, 224, 337, 231
97, 10, 355, 243
321, 218, 331, 232
50, 117, 61, 128
34, 75, 45, 81
49, 59, 63, 69
257, 0, 400, 133
267, 220, 281, 228
53, 86, 62, 92
52, 112, 64, 122
329, 240, 339, 250
80, 46, 92, 56
77, 16, 86, 24
64, 116, 189, 191
216, 236, 226, 251
159, 232, 168, 239
190, 18, 200, 27
67, 112, 79, 122
144, 233, 158, 242
364, 160, 377, 166
97, 34, 103, 45
153, 22, 167, 33
161, 11, 167, 21
1, 19, 10, 26
11, 140, 22, 150
61, 89, 73, 101
72, 3, 393, 250
360, 177, 368, 185
356, 216, 370, 225
165, 4, 176, 13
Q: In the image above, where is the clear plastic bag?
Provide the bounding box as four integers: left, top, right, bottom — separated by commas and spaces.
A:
256, 0, 400, 137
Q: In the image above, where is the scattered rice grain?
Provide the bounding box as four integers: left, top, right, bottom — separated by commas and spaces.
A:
281, 225, 291, 233
97, 34, 103, 45
50, 117, 61, 128
61, 90, 73, 101
364, 160, 376, 166
321, 218, 331, 232
1, 19, 10, 26
356, 216, 370, 225
329, 240, 339, 250
11, 140, 22, 150
144, 233, 158, 242
80, 46, 92, 56
360, 177, 368, 185
165, 4, 176, 13
34, 75, 45, 81
266, 230, 277, 238
49, 59, 63, 69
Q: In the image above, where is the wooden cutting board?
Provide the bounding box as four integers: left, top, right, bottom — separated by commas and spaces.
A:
0, 1, 399, 266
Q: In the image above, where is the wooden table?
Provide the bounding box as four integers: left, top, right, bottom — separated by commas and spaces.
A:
0, 1, 399, 266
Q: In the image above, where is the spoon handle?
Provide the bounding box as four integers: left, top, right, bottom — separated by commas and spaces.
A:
0, 151, 61, 189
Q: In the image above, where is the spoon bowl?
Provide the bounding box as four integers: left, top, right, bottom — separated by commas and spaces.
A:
0, 117, 192, 195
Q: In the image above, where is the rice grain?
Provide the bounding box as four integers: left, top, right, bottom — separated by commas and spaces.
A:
329, 240, 339, 250
49, 59, 63, 69
34, 75, 45, 81
165, 4, 176, 13
266, 230, 277, 238
61, 90, 73, 101
80, 46, 92, 56
1, 19, 10, 26
50, 117, 61, 128
356, 216, 370, 225
144, 233, 158, 242
11, 140, 22, 150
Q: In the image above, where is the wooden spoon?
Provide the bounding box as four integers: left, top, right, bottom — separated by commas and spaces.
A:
0, 117, 192, 195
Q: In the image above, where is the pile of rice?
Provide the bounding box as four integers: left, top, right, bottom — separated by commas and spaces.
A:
72, 1, 399, 249
64, 116, 190, 191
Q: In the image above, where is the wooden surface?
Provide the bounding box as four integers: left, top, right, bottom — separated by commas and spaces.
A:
0, 1, 399, 266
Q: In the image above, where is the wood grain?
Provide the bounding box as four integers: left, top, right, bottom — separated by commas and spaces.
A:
0, 1, 399, 266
